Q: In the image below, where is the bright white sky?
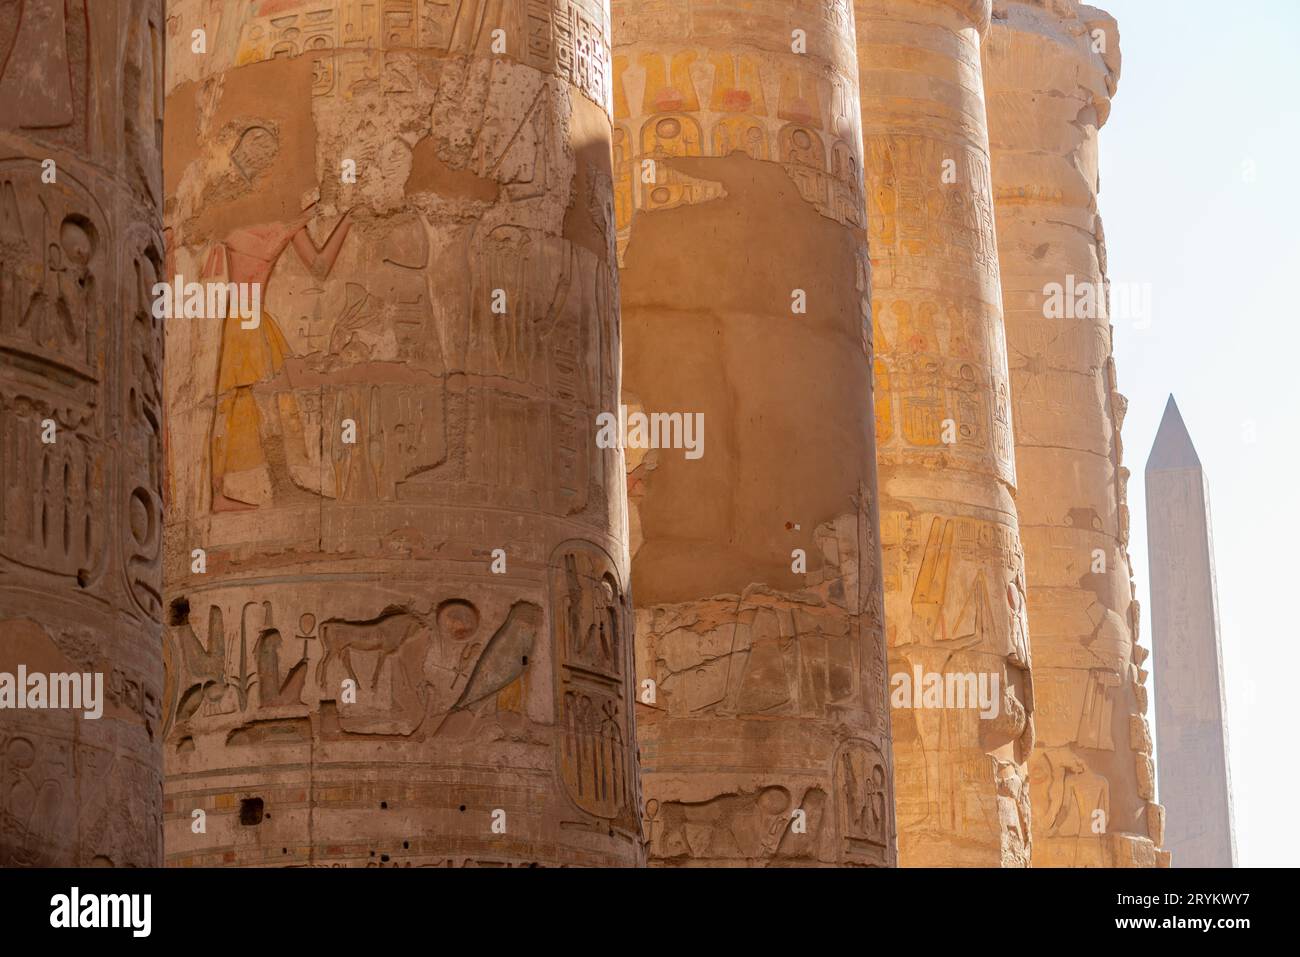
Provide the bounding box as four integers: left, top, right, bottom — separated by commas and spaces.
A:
1098, 0, 1300, 867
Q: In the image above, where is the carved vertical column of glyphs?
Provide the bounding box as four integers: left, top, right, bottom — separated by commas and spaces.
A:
0, 0, 166, 866
162, 0, 641, 866
983, 0, 1165, 867
613, 0, 895, 866
856, 0, 1035, 866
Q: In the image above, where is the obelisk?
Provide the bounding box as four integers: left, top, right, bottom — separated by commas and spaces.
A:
1146, 396, 1236, 868
162, 0, 641, 867
613, 0, 895, 866
856, 0, 1035, 866
984, 0, 1164, 867
0, 0, 165, 866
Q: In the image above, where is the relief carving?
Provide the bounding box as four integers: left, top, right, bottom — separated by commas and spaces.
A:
552, 540, 635, 828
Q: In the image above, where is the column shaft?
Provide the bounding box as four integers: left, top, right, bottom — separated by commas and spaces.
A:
984, 0, 1164, 867
857, 0, 1035, 866
614, 0, 895, 867
162, 0, 640, 867
0, 0, 166, 867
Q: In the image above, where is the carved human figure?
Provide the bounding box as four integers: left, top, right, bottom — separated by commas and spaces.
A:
206, 207, 353, 511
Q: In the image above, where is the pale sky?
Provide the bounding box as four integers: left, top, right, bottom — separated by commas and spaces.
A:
1098, 0, 1300, 867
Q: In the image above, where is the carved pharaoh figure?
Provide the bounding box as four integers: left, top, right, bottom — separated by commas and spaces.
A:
204, 207, 354, 512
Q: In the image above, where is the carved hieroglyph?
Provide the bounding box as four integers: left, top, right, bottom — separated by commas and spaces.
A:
983, 0, 1165, 868
0, 0, 165, 866
1146, 398, 1234, 867
857, 0, 1034, 866
613, 0, 895, 866
163, 0, 641, 867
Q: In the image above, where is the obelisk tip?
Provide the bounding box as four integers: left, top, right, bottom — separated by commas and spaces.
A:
1146, 394, 1201, 472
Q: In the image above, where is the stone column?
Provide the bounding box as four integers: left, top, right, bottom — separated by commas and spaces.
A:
983, 0, 1163, 867
0, 0, 165, 867
613, 0, 895, 866
1146, 397, 1236, 868
162, 1, 640, 867
856, 0, 1034, 866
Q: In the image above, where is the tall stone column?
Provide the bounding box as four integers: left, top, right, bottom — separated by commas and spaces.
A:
162, 1, 640, 867
983, 0, 1164, 867
1146, 397, 1236, 868
856, 0, 1035, 866
0, 1, 165, 866
613, 0, 895, 866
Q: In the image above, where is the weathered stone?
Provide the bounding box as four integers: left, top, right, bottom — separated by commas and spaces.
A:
983, 0, 1162, 866
1147, 801, 1165, 849
856, 0, 1035, 867
162, 0, 641, 867
613, 0, 895, 867
1, 0, 1191, 874
0, 0, 165, 867
1146, 396, 1237, 867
